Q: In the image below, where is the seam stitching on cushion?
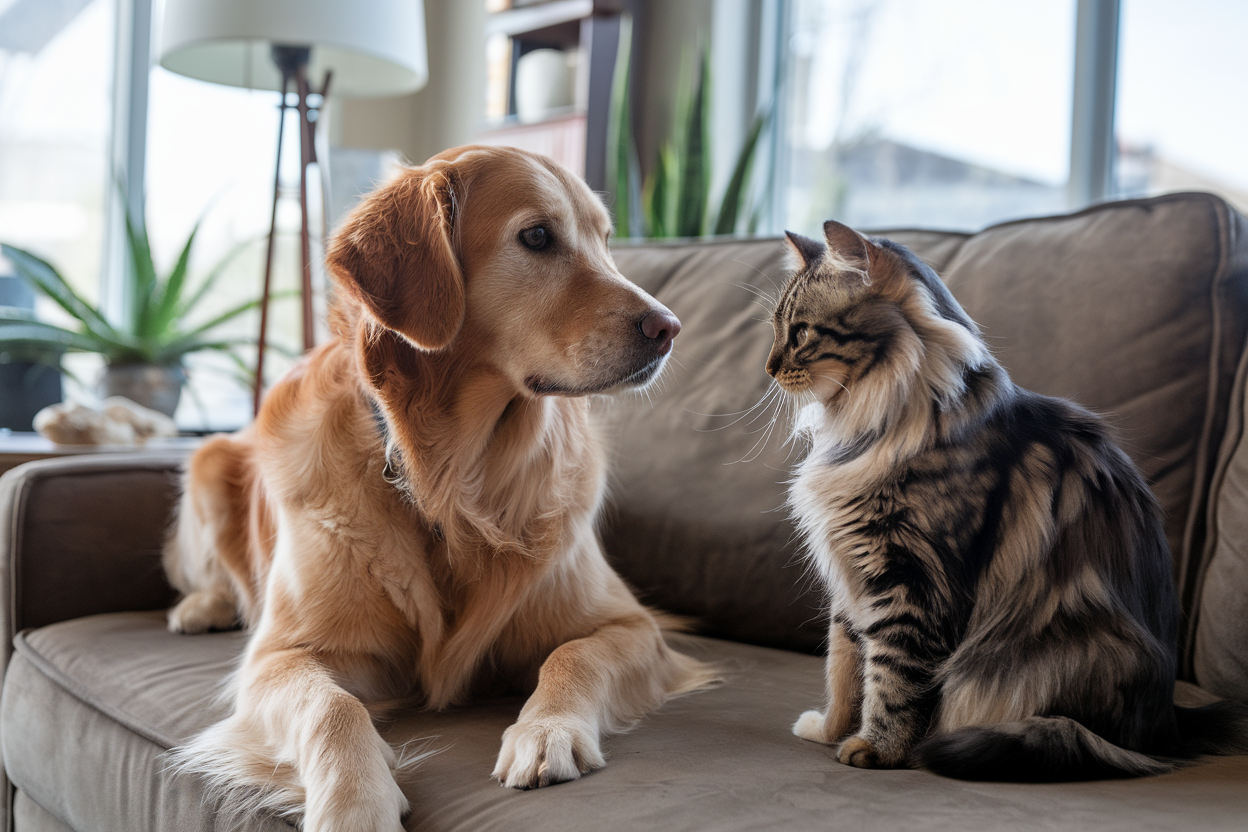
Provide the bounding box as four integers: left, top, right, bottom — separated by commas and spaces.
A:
1176, 197, 1231, 670
1184, 204, 1248, 675
11, 631, 178, 750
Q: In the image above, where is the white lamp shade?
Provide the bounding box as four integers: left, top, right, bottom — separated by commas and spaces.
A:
159, 0, 428, 97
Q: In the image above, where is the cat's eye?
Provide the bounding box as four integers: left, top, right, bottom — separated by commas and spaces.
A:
793, 326, 811, 347
520, 226, 551, 250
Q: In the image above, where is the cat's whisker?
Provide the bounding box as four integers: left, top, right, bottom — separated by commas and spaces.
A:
741, 384, 791, 463
730, 258, 781, 294
732, 281, 778, 304
691, 383, 783, 431
725, 388, 785, 464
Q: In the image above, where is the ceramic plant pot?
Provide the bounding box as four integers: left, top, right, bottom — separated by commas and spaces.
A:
99, 364, 186, 418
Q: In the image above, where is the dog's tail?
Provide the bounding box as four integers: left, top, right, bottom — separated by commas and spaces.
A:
911, 701, 1248, 781
648, 608, 724, 697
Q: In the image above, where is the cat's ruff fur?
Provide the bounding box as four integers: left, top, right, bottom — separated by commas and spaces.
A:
162, 145, 717, 831
770, 221, 1248, 781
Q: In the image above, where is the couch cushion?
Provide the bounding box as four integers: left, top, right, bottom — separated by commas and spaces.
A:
1194, 348, 1248, 700
608, 193, 1248, 663
4, 612, 1247, 832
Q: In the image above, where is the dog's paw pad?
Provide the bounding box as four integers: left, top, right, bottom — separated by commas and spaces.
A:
493, 720, 604, 790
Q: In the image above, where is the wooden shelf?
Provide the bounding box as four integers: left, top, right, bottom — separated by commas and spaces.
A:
478, 0, 636, 190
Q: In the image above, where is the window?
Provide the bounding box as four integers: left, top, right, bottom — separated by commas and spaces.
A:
1113, 0, 1248, 214
0, 0, 116, 388
777, 0, 1077, 234
144, 65, 298, 431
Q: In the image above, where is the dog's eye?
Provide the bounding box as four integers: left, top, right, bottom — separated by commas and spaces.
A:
520, 226, 550, 251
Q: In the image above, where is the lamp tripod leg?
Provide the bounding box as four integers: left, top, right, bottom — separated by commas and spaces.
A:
253, 71, 289, 417
296, 62, 315, 354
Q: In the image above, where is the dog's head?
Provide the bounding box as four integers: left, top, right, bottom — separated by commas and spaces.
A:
327, 145, 679, 396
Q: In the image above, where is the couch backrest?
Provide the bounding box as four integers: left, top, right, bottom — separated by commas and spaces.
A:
605, 192, 1248, 678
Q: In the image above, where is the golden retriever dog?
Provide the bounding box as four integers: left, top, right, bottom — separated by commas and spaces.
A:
162, 145, 717, 831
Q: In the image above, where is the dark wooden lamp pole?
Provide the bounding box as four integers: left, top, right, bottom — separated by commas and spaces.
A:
253, 45, 332, 416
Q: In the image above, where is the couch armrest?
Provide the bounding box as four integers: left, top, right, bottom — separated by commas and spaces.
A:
0, 452, 187, 831
0, 453, 186, 650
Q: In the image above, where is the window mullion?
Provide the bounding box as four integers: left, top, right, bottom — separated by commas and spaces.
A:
102, 0, 152, 332
1068, 0, 1120, 208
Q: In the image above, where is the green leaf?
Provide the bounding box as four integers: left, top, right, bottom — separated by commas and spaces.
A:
175, 236, 261, 322
148, 220, 201, 337
151, 336, 260, 365
164, 289, 297, 357
674, 46, 710, 238
121, 204, 161, 337
643, 148, 673, 238
0, 319, 102, 353
606, 13, 639, 238
0, 244, 115, 338
712, 108, 770, 236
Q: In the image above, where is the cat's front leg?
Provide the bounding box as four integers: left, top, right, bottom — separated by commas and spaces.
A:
835, 620, 937, 768
794, 616, 863, 744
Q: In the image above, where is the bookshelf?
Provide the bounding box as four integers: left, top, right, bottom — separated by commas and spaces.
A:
476, 0, 634, 191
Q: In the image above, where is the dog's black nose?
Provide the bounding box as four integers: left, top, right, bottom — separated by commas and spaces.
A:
639, 309, 681, 353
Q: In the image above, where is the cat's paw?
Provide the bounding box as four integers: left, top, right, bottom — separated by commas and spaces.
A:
836, 735, 881, 768
493, 718, 604, 790
793, 710, 830, 743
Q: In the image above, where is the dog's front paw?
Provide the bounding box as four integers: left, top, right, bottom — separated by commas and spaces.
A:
167, 590, 237, 634
304, 778, 407, 832
793, 709, 830, 743
303, 734, 409, 832
493, 718, 604, 789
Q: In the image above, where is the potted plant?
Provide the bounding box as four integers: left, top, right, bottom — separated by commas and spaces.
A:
0, 207, 271, 419
608, 21, 771, 240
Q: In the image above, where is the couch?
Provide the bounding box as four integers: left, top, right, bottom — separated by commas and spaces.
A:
2, 192, 1247, 831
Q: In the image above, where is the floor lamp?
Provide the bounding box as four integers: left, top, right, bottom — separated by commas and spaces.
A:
157, 0, 429, 415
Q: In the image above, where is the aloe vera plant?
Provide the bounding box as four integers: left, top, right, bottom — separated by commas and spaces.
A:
0, 206, 270, 373
609, 24, 770, 239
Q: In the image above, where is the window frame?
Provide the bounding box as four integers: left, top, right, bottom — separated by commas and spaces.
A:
757, 0, 1122, 234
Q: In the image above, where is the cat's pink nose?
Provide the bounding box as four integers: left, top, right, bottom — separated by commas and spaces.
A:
639, 309, 681, 353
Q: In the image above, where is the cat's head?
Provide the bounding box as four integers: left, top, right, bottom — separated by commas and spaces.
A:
766, 221, 987, 418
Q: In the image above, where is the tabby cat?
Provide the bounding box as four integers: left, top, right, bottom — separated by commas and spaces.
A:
768, 220, 1247, 780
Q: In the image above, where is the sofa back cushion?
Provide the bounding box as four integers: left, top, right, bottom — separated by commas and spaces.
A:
606, 193, 1248, 663
1195, 335, 1248, 700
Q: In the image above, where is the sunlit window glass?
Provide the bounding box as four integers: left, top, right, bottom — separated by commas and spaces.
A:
780, 0, 1076, 233
1113, 0, 1248, 214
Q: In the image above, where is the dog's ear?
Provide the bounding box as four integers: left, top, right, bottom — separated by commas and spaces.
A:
327, 165, 465, 351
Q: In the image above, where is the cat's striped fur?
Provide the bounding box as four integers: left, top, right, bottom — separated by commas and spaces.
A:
770, 220, 1248, 780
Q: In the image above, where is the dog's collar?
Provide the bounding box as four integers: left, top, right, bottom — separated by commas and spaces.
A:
369, 397, 444, 541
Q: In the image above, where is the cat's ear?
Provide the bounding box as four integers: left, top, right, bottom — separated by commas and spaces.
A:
822, 220, 873, 274
785, 231, 826, 270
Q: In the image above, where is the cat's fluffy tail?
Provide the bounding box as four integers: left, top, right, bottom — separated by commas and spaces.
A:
911, 702, 1248, 781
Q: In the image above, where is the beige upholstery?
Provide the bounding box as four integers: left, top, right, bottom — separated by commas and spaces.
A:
4, 611, 1246, 832
3, 192, 1247, 830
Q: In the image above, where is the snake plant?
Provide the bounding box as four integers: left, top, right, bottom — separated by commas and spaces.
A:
0, 205, 268, 372
608, 19, 770, 239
